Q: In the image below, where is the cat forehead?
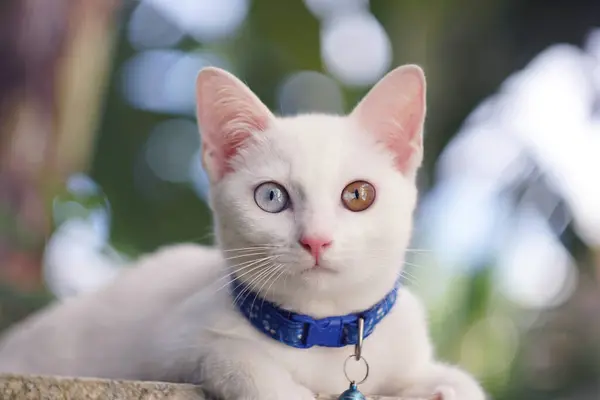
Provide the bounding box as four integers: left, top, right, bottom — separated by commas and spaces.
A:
235, 114, 395, 186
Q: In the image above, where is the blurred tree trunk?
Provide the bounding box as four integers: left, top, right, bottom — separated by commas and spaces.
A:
0, 0, 120, 292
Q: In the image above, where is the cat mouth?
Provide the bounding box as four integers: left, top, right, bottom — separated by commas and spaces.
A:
299, 265, 338, 275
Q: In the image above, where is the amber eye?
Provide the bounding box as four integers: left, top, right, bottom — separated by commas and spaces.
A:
341, 181, 376, 212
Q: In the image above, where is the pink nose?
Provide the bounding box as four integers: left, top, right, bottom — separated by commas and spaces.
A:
299, 236, 332, 264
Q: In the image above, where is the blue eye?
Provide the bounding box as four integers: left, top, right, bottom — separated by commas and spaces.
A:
254, 182, 290, 213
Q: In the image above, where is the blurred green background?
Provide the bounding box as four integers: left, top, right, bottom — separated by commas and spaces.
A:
1, 0, 600, 399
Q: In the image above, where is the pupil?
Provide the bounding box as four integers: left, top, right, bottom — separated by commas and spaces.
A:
269, 190, 275, 201
354, 189, 359, 199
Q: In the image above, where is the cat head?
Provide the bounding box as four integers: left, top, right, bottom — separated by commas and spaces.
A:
196, 66, 426, 315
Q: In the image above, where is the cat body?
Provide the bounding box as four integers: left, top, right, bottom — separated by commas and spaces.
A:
0, 244, 474, 399
0, 66, 486, 400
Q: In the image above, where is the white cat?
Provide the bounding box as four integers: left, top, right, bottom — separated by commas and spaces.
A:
0, 65, 485, 400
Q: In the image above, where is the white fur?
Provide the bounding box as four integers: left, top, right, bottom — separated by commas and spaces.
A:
0, 66, 485, 400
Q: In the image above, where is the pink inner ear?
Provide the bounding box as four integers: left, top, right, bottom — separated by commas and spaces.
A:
216, 114, 269, 175
196, 68, 273, 180
351, 66, 426, 175
388, 109, 424, 172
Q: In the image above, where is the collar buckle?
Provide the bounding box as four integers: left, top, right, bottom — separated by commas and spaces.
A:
296, 315, 355, 348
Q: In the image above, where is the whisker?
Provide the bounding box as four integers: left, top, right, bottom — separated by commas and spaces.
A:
239, 264, 279, 309
222, 255, 276, 272
326, 247, 431, 254
222, 252, 272, 261
405, 248, 432, 253
403, 261, 423, 269
397, 271, 419, 287
401, 268, 419, 278
220, 255, 279, 279
231, 263, 276, 307
234, 262, 274, 304
212, 256, 280, 292
221, 245, 279, 253
230, 257, 279, 282
282, 266, 290, 292
216, 255, 276, 277
400, 269, 420, 284
252, 265, 282, 313
262, 265, 286, 310
183, 231, 216, 244
398, 277, 418, 287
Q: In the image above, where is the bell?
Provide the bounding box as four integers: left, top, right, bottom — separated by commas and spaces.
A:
338, 382, 366, 400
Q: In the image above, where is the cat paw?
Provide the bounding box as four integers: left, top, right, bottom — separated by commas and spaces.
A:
429, 384, 486, 400
402, 362, 485, 400
431, 385, 457, 400
292, 384, 317, 400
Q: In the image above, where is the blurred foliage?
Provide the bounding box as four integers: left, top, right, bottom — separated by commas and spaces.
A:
0, 286, 53, 333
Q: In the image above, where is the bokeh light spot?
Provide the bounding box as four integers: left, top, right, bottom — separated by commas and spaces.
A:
121, 50, 230, 115
146, 0, 249, 43
144, 119, 200, 183
303, 0, 369, 21
127, 1, 184, 50
321, 12, 392, 87
497, 209, 578, 310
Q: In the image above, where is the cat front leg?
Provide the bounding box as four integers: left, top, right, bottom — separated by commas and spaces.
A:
195, 338, 315, 400
398, 362, 486, 400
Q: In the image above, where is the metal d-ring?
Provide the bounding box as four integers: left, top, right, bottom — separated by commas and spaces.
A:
354, 317, 364, 361
343, 354, 370, 386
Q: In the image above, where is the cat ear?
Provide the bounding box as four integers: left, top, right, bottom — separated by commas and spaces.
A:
195, 67, 274, 182
350, 65, 426, 177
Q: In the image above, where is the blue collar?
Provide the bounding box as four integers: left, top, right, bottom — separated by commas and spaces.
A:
231, 279, 401, 349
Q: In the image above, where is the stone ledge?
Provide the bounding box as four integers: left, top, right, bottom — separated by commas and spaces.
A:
0, 374, 423, 399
